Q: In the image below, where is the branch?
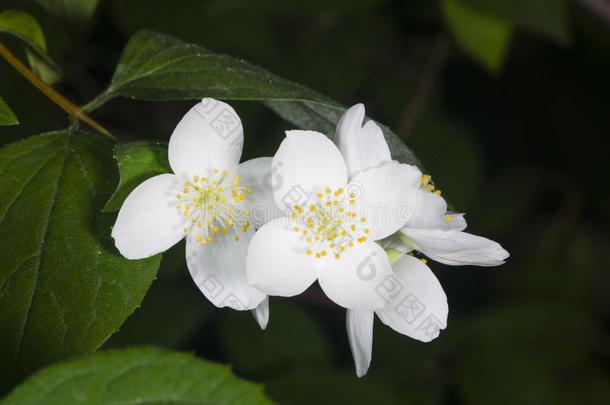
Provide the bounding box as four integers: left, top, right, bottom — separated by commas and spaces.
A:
0, 42, 116, 140
396, 33, 449, 141
575, 0, 610, 26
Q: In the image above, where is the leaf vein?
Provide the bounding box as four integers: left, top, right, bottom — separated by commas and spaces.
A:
0, 254, 40, 299
0, 144, 62, 226
12, 134, 71, 366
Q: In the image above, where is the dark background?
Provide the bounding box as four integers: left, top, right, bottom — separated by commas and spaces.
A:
1, 0, 609, 404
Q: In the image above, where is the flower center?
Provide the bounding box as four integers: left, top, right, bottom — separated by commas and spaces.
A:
176, 169, 252, 246
290, 187, 369, 260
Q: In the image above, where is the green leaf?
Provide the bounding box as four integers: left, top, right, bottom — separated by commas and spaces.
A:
460, 0, 569, 44
0, 10, 62, 84
0, 131, 160, 394
33, 0, 99, 28
0, 347, 275, 405
104, 30, 333, 103
266, 100, 419, 165
0, 10, 46, 49
441, 0, 512, 73
86, 30, 419, 165
102, 141, 170, 212
0, 96, 19, 126
25, 49, 62, 85
103, 241, 212, 350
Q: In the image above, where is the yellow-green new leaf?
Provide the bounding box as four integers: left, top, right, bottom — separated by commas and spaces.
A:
442, 0, 512, 73
0, 96, 18, 126
0, 10, 62, 84
460, 0, 569, 44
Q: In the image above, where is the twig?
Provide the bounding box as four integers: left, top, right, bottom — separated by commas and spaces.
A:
0, 42, 116, 140
397, 33, 449, 141
575, 0, 610, 26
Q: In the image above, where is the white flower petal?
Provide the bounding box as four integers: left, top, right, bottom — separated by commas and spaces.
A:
272, 130, 347, 210
168, 98, 243, 177
246, 218, 321, 297
446, 213, 467, 231
375, 255, 448, 342
186, 228, 266, 310
346, 309, 374, 378
407, 189, 448, 229
335, 104, 391, 177
402, 228, 509, 266
350, 161, 421, 241
408, 190, 467, 231
112, 174, 185, 259
252, 297, 269, 330
318, 241, 392, 310
237, 157, 279, 228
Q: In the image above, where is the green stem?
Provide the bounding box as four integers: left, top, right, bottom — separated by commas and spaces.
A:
81, 91, 115, 114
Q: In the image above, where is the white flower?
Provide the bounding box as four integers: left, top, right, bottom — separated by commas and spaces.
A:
111, 98, 274, 325
246, 103, 422, 310
397, 175, 509, 266
348, 253, 448, 377
336, 104, 509, 377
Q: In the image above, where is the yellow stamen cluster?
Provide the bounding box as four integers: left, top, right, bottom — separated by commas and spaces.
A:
420, 174, 441, 194
178, 171, 252, 246
293, 187, 369, 259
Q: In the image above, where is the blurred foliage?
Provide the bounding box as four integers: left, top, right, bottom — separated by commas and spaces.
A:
441, 0, 512, 72
461, 0, 570, 44
0, 9, 62, 83
1, 0, 609, 404
33, 0, 99, 30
